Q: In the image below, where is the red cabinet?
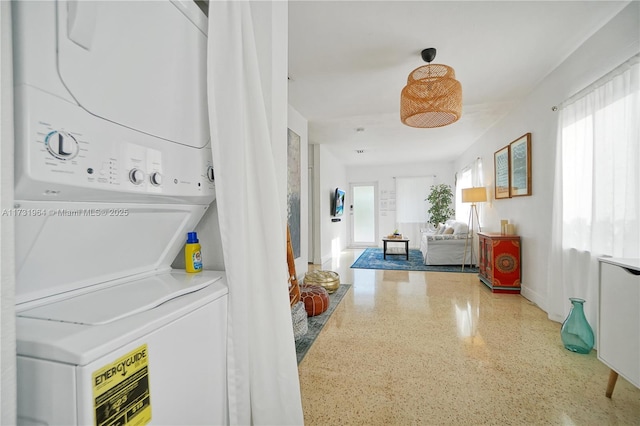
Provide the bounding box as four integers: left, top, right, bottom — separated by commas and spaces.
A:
478, 233, 521, 293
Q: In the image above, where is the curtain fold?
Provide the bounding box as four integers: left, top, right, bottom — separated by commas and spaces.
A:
471, 158, 485, 230
546, 55, 640, 330
396, 176, 433, 247
455, 169, 471, 224
455, 158, 484, 225
207, 3, 303, 424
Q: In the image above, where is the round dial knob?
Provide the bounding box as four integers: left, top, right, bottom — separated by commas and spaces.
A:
129, 168, 145, 185
150, 172, 162, 186
206, 165, 215, 182
45, 130, 80, 160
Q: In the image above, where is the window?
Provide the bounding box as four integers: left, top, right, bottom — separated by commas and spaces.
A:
546, 54, 639, 327
456, 158, 483, 224
395, 176, 435, 246
455, 168, 472, 223
558, 61, 639, 256
396, 176, 433, 223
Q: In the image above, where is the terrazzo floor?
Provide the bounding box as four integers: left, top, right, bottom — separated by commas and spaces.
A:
300, 249, 640, 425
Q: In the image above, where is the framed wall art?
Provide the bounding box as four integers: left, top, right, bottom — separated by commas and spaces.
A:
509, 133, 532, 197
494, 146, 510, 199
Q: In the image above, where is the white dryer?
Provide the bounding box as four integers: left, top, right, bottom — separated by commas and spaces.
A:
12, 1, 228, 425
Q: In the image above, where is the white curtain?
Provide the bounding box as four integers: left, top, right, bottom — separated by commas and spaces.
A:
396, 176, 434, 247
455, 158, 484, 225
207, 3, 303, 425
546, 55, 640, 330
455, 169, 472, 224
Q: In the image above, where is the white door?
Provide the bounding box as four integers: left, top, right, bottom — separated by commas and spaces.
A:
350, 183, 377, 247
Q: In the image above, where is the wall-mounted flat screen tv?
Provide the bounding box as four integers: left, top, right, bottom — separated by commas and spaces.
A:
332, 188, 345, 216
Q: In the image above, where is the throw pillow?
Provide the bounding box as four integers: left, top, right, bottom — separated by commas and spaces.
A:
452, 222, 469, 235
443, 227, 454, 235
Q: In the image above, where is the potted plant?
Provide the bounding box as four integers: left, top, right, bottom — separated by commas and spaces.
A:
426, 184, 455, 226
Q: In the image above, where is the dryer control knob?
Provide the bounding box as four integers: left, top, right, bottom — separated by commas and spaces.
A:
150, 172, 162, 186
45, 130, 79, 160
129, 168, 145, 185
206, 165, 215, 182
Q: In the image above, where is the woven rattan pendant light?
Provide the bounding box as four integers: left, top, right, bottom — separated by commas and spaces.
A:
400, 48, 462, 128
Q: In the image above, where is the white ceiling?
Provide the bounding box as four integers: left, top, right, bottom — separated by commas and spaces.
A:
288, 0, 630, 166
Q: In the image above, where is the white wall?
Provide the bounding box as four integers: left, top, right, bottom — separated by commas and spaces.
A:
288, 105, 309, 276
347, 161, 455, 248
454, 2, 640, 313
317, 145, 348, 264
1, 1, 17, 422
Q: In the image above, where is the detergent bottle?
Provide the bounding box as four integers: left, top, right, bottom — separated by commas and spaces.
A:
185, 232, 202, 273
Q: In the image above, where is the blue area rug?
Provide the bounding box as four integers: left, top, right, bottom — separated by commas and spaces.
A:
295, 284, 351, 364
351, 248, 478, 273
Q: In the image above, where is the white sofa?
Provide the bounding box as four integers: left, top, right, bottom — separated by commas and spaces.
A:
420, 220, 472, 265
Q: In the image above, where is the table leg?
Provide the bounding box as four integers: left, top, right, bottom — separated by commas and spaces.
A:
405, 241, 409, 260
606, 369, 618, 398
383, 241, 387, 259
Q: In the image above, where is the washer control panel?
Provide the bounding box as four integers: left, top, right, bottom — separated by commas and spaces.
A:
150, 171, 163, 186
44, 130, 80, 160
14, 88, 216, 204
129, 168, 145, 185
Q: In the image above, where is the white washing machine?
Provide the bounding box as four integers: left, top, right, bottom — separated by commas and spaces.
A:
12, 1, 228, 425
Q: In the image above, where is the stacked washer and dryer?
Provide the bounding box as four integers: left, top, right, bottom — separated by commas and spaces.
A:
12, 1, 228, 425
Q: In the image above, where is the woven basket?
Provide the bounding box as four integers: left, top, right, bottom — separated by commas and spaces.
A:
291, 301, 308, 340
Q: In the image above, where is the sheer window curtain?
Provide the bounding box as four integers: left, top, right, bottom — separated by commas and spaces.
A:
455, 169, 472, 223
207, 3, 303, 425
546, 55, 640, 331
396, 176, 434, 248
455, 158, 484, 225
455, 159, 484, 265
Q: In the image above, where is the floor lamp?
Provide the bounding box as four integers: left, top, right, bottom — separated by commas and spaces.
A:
461, 187, 487, 271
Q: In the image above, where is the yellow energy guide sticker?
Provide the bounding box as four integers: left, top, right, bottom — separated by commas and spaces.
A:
92, 344, 151, 426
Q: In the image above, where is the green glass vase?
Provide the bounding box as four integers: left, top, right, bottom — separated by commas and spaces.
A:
560, 298, 594, 354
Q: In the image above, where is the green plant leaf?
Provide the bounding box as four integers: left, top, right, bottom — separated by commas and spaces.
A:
426, 184, 455, 226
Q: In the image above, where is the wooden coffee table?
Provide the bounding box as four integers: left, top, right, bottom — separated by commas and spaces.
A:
382, 237, 410, 260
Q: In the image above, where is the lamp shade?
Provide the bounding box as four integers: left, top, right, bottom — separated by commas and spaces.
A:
462, 187, 487, 203
401, 63, 462, 128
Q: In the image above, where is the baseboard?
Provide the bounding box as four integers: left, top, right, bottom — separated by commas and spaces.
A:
321, 253, 332, 265
520, 284, 547, 314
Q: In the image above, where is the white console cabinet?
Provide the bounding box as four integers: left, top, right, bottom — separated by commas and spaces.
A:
598, 258, 640, 397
